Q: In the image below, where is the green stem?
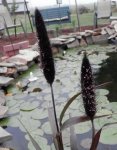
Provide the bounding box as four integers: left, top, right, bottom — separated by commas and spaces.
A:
91, 119, 95, 142
50, 84, 59, 133
50, 84, 64, 150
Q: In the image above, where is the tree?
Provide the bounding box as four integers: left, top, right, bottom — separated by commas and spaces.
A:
10, 0, 19, 15
2, 0, 10, 12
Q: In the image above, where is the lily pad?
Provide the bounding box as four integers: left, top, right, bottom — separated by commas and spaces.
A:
8, 106, 20, 115
20, 101, 39, 111
42, 122, 52, 135
100, 124, 117, 145
80, 138, 92, 149
6, 100, 17, 107
74, 121, 91, 134
31, 109, 48, 120
19, 117, 41, 132
30, 129, 44, 136
96, 89, 109, 96
26, 134, 49, 150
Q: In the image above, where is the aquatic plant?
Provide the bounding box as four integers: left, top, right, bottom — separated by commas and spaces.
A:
81, 52, 96, 120
34, 8, 116, 150
35, 9, 55, 85
81, 52, 96, 139
35, 8, 63, 149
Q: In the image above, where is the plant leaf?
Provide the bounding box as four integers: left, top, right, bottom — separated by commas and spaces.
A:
59, 92, 81, 126
48, 108, 64, 150
61, 114, 111, 131
18, 119, 42, 150
59, 82, 110, 127
90, 122, 117, 150
96, 81, 112, 89
70, 118, 79, 150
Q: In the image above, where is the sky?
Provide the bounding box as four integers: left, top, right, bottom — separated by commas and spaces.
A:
28, 0, 97, 8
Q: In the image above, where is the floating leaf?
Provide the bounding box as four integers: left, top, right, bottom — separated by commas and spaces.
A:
19, 119, 42, 150
20, 101, 39, 111
75, 121, 91, 134
8, 106, 20, 115
42, 122, 52, 135
96, 89, 109, 96
30, 129, 44, 136
100, 124, 117, 145
31, 109, 48, 120
7, 100, 17, 107
19, 117, 41, 132
80, 138, 92, 149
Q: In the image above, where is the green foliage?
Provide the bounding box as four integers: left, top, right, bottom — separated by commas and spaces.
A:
10, 0, 19, 16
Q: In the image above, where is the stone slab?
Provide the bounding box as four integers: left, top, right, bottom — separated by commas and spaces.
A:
0, 106, 8, 117
86, 36, 94, 45
92, 34, 109, 44
0, 62, 15, 68
6, 57, 27, 66
0, 67, 7, 74
0, 91, 6, 105
18, 49, 39, 62
0, 127, 12, 143
66, 39, 79, 48
0, 76, 14, 87
16, 65, 28, 72
105, 27, 115, 35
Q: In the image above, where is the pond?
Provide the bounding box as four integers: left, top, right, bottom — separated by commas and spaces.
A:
1, 44, 117, 150
96, 52, 117, 102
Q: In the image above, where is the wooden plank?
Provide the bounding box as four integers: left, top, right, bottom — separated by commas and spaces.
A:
0, 127, 12, 143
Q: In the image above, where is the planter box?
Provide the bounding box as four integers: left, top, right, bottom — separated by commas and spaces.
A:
1, 41, 29, 57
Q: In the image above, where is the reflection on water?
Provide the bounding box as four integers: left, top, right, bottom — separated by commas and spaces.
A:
96, 52, 117, 102
4, 127, 28, 150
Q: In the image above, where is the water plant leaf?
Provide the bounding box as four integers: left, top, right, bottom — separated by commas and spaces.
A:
59, 92, 81, 126
7, 100, 17, 107
26, 134, 49, 150
42, 122, 52, 135
59, 76, 111, 127
61, 114, 111, 131
31, 109, 48, 120
95, 81, 112, 89
20, 101, 39, 111
70, 124, 79, 150
100, 124, 117, 145
19, 117, 41, 132
48, 108, 64, 150
8, 106, 20, 115
30, 129, 44, 136
90, 122, 117, 150
19, 119, 41, 150
96, 89, 109, 96
74, 121, 91, 134
80, 138, 92, 149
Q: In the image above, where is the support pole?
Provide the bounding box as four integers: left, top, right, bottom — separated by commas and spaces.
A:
58, 3, 62, 27
24, 0, 34, 32
75, 0, 80, 31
